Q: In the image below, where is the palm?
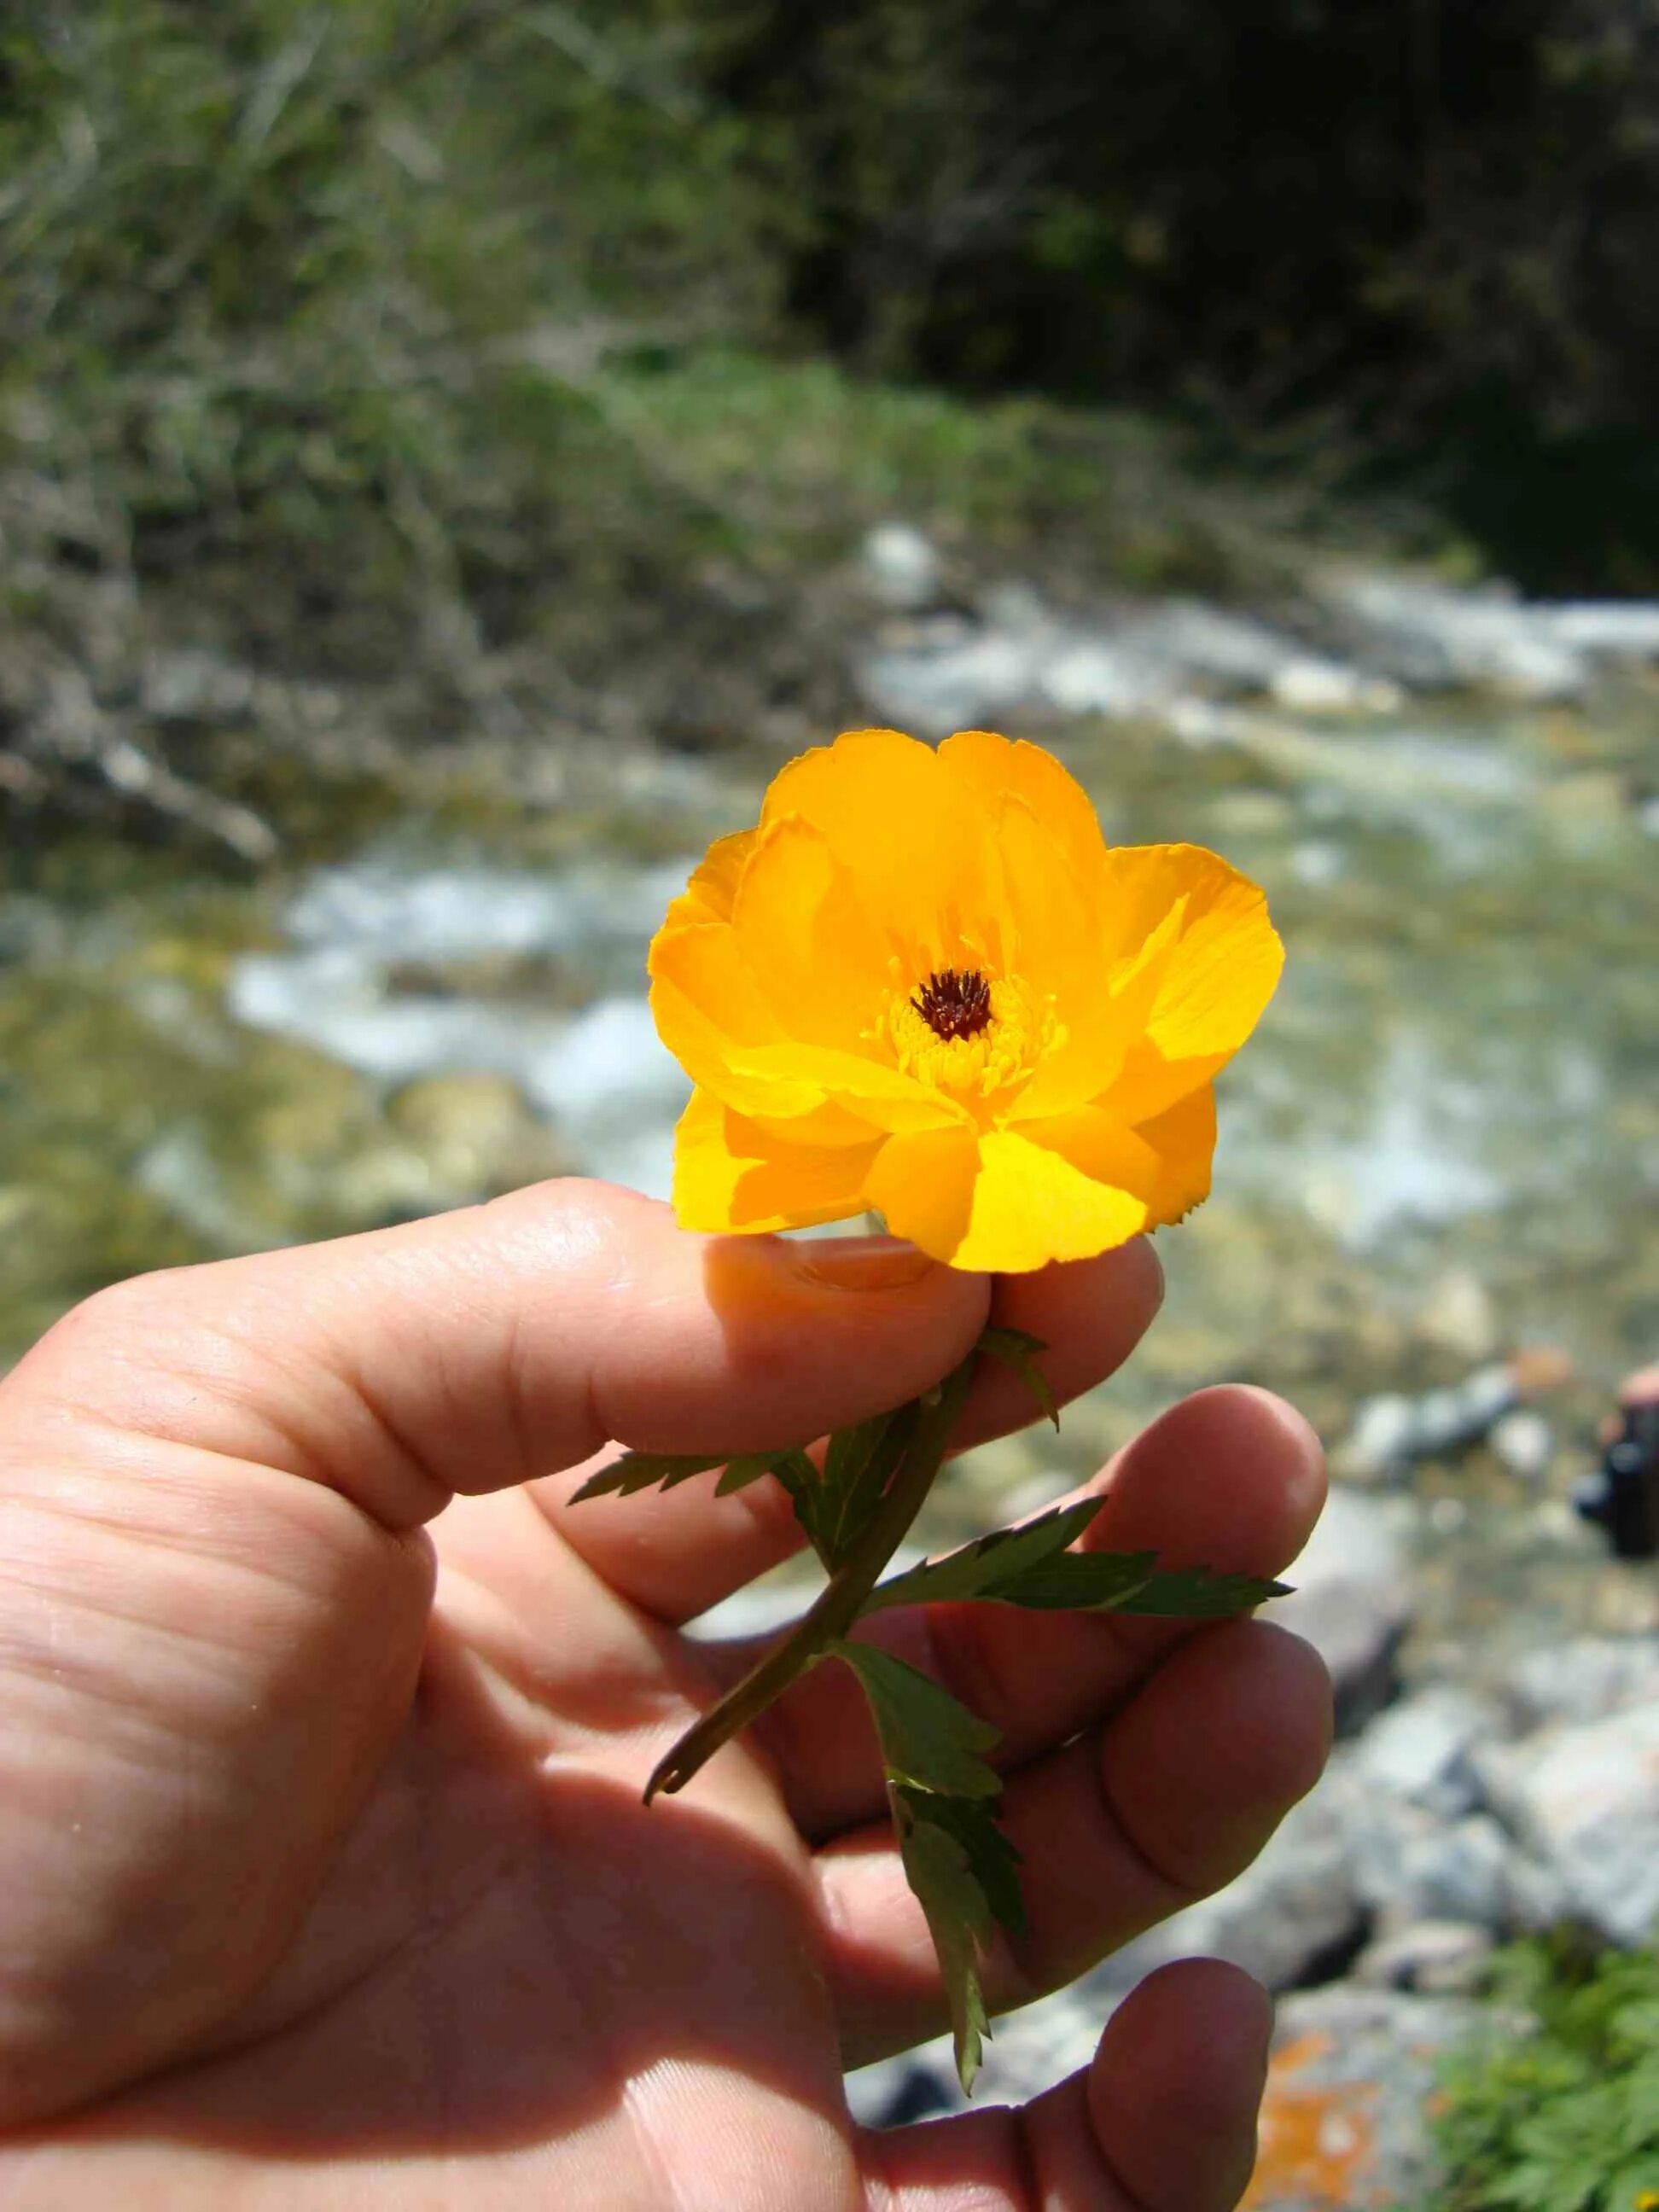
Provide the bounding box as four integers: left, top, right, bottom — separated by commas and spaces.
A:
0, 1193, 1330, 2209
147, 1485, 864, 2209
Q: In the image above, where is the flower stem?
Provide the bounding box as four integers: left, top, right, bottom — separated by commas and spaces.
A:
643, 1352, 979, 1803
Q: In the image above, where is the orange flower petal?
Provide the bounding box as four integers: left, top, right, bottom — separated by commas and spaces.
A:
732, 813, 891, 1050
868, 1123, 1147, 1271
1099, 843, 1284, 1061
675, 829, 757, 926
939, 729, 1109, 883
722, 1041, 964, 1135
760, 728, 994, 973
1133, 1081, 1218, 1225
672, 1087, 882, 1233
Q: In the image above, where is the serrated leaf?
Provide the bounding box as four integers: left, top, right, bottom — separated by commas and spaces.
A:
892, 1790, 998, 2092
818, 1406, 915, 1567
863, 1505, 1288, 1621
765, 1451, 833, 1563
572, 1446, 813, 1506
829, 1640, 1002, 1798
715, 1447, 812, 1498
571, 1450, 730, 1502
896, 1784, 1027, 1941
862, 1497, 1107, 1613
977, 1326, 1059, 1429
1102, 1563, 1291, 1617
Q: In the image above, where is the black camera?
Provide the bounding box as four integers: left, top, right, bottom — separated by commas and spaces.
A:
1575, 1401, 1659, 1560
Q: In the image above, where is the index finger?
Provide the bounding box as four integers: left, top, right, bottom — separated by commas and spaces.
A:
535, 1237, 1164, 1624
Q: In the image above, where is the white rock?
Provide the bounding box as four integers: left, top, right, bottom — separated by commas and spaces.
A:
1041, 639, 1167, 718
1353, 1919, 1493, 1994
861, 522, 942, 610
1354, 1687, 1493, 1818
1327, 574, 1588, 699
1353, 1809, 1513, 1933
1265, 1489, 1414, 1730
1489, 1408, 1555, 1484
1477, 1701, 1659, 1946
857, 625, 1039, 736
1505, 1637, 1659, 1729
1271, 655, 1403, 716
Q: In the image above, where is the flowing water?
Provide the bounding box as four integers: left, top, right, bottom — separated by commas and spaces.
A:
5, 689, 1657, 1669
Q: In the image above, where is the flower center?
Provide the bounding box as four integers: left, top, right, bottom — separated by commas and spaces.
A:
876, 966, 1065, 1110
911, 967, 992, 1043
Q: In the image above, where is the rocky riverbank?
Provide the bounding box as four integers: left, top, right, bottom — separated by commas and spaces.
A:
6, 533, 1658, 2198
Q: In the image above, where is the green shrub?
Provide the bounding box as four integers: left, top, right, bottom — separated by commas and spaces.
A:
1427, 1936, 1659, 2212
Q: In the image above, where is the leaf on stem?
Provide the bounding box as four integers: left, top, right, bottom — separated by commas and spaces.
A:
976, 1326, 1059, 1429
891, 1787, 1022, 2092
863, 1500, 1289, 1618
829, 1641, 1001, 1797
830, 1639, 1023, 2091
814, 1406, 917, 1567
573, 1447, 799, 1504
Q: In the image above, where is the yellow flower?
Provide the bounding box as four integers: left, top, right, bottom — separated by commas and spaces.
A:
650, 726, 1283, 1272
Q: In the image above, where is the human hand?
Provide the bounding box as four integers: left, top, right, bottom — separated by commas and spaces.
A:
0, 1179, 1329, 2208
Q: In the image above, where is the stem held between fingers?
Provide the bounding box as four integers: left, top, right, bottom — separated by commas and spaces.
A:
643, 1351, 978, 1802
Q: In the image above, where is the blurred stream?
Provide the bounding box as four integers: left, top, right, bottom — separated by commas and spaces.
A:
4, 679, 1657, 1674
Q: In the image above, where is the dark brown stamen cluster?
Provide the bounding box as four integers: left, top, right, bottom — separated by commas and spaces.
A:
912, 967, 992, 1043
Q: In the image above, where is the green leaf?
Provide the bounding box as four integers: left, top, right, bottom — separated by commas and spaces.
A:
829, 1640, 1003, 1797
573, 1446, 808, 1505
862, 1497, 1108, 1612
897, 1784, 1027, 1941
571, 1450, 729, 1502
977, 1326, 1059, 1428
715, 1447, 814, 1498
832, 1643, 1027, 2093
863, 1503, 1288, 1621
817, 1406, 916, 1567
1098, 1562, 1291, 1617
891, 1788, 1005, 2093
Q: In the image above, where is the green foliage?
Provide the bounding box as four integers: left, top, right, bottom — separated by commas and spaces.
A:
830, 1638, 1021, 2089
864, 1499, 1288, 1619
571, 1445, 811, 1502
1427, 1937, 1659, 2212
976, 1325, 1058, 1429
0, 0, 1450, 777
806, 1408, 917, 1569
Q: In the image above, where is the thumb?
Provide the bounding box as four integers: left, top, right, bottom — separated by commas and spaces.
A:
0, 1179, 987, 2122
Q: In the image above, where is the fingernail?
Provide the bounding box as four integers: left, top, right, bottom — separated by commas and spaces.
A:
794, 1235, 937, 1292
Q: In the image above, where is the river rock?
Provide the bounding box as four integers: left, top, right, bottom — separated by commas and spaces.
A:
861, 522, 944, 610
1353, 1918, 1494, 1994
1244, 1987, 1473, 2210
1350, 1807, 1512, 1935
1352, 1686, 1494, 1819
858, 615, 1043, 735
385, 1071, 579, 1194
1264, 1489, 1413, 1732
1321, 574, 1586, 700
1476, 1700, 1659, 1946
1503, 1634, 1659, 1729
